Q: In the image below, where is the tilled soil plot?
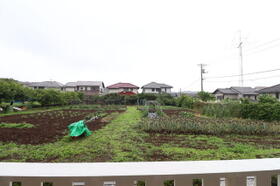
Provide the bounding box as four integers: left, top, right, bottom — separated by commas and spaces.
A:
0, 109, 122, 145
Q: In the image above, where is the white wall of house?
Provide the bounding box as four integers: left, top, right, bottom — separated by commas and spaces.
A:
142, 88, 171, 94
32, 87, 62, 91
64, 87, 76, 92
243, 95, 257, 100
107, 88, 138, 94
224, 94, 238, 99
164, 88, 171, 93
142, 88, 158, 93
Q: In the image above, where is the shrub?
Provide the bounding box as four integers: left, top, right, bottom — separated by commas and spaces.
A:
197, 91, 215, 102
156, 93, 176, 106
202, 102, 242, 118
258, 94, 278, 104
241, 102, 280, 121
176, 95, 194, 109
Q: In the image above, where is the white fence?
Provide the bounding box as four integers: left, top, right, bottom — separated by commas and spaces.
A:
1, 159, 280, 186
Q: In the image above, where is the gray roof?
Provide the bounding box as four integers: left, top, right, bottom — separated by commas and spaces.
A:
28, 81, 64, 88
142, 82, 173, 89
214, 87, 258, 95
65, 81, 104, 87
254, 86, 267, 91
230, 87, 258, 95
213, 88, 238, 95
257, 84, 280, 93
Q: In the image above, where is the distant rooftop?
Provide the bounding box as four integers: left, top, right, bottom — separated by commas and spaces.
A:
213, 87, 258, 95
142, 82, 173, 89
230, 86, 258, 95
257, 84, 280, 93
107, 83, 139, 89
28, 81, 64, 88
65, 81, 104, 87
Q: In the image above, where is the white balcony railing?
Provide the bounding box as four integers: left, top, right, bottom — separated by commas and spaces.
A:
0, 158, 280, 186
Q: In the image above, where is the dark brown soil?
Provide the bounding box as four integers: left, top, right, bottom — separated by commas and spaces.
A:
0, 109, 123, 145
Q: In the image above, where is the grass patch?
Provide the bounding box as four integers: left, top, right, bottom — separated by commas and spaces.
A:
0, 123, 34, 128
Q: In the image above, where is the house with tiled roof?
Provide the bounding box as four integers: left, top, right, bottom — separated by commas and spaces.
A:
141, 82, 173, 94
64, 81, 105, 95
257, 84, 280, 100
27, 81, 64, 90
106, 83, 139, 95
213, 87, 258, 100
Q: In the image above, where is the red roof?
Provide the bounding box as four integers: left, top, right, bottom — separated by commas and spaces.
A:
107, 83, 139, 89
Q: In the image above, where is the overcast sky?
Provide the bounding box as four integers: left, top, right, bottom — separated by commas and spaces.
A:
1, 0, 280, 92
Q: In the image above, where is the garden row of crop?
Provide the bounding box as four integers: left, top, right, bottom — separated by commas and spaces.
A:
138, 113, 280, 136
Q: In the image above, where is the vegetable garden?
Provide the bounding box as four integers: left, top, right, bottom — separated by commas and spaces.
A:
0, 106, 125, 145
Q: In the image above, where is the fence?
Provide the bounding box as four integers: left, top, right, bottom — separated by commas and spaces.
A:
1, 159, 280, 186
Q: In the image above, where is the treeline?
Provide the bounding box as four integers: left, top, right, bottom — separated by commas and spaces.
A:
85, 91, 215, 106
203, 95, 280, 121
0, 79, 83, 107
0, 79, 216, 108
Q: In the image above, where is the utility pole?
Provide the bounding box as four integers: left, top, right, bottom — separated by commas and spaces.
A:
198, 64, 207, 92
237, 31, 244, 86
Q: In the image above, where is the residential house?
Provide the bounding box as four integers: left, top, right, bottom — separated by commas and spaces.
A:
64, 81, 105, 95
106, 83, 139, 95
142, 82, 173, 94
213, 86, 258, 100
27, 81, 64, 90
257, 84, 280, 100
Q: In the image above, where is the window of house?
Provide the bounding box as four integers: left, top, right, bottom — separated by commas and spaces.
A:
103, 181, 116, 186
193, 179, 203, 186
164, 180, 174, 186
134, 180, 145, 186
72, 182, 85, 186
10, 182, 21, 186
152, 88, 155, 91
41, 182, 53, 186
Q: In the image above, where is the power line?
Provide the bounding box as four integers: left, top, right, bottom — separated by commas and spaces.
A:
245, 42, 280, 56
206, 74, 280, 83
205, 68, 280, 79
245, 38, 280, 52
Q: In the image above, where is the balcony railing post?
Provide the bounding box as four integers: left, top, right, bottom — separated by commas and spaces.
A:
0, 178, 9, 186
174, 175, 193, 186
21, 179, 41, 186
146, 176, 163, 186
203, 175, 220, 186
256, 173, 271, 186
115, 177, 134, 186
227, 175, 246, 186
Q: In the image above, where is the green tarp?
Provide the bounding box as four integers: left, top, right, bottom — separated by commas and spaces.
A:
68, 120, 92, 137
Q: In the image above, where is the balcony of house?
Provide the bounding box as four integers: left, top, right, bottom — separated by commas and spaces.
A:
1, 159, 280, 186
